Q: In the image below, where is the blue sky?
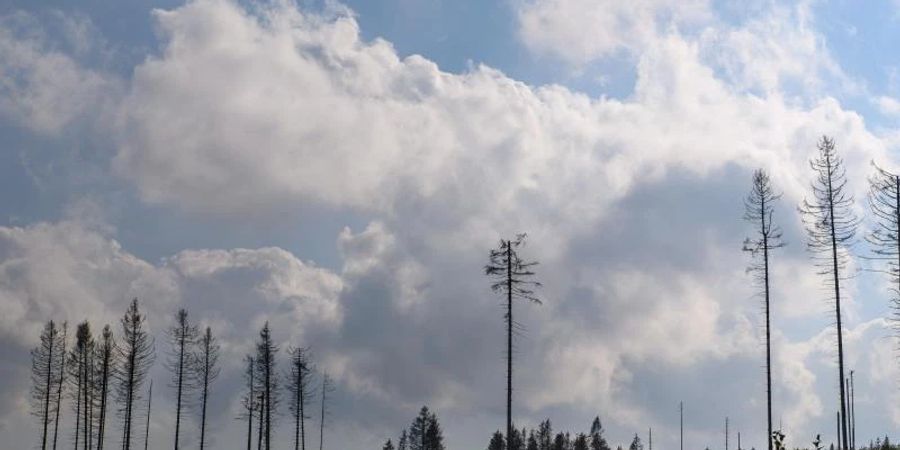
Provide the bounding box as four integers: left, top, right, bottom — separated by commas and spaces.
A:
2, 1, 900, 450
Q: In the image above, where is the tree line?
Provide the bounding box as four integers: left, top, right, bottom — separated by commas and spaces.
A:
743, 136, 900, 450
29, 300, 334, 450
29, 135, 899, 450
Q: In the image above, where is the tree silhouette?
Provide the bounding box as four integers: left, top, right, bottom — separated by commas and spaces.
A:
286, 346, 315, 450
537, 420, 553, 450
407, 406, 445, 450
115, 298, 156, 450
318, 372, 335, 450
399, 429, 409, 450
867, 163, 900, 348
489, 431, 506, 450
69, 321, 95, 450
629, 435, 644, 450
166, 308, 198, 450
94, 325, 115, 450
743, 168, 785, 450
385, 440, 396, 450
143, 380, 152, 450
194, 326, 220, 450
240, 355, 256, 450
799, 136, 858, 450
30, 320, 64, 450
527, 430, 539, 450
255, 322, 279, 450
589, 417, 610, 450
51, 322, 67, 450
573, 434, 589, 450
485, 234, 542, 448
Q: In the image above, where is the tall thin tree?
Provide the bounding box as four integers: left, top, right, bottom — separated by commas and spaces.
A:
485, 234, 541, 448
144, 380, 153, 450
743, 169, 784, 450
51, 322, 67, 450
166, 308, 198, 450
799, 136, 858, 450
69, 321, 95, 450
286, 346, 315, 450
867, 163, 900, 360
94, 325, 115, 450
318, 372, 334, 450
30, 320, 63, 450
194, 326, 220, 450
255, 323, 279, 450
241, 355, 256, 450
115, 298, 156, 450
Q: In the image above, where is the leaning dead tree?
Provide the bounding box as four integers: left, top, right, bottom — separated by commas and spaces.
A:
115, 299, 156, 450
867, 163, 900, 344
166, 308, 198, 450
51, 322, 67, 450
799, 136, 858, 450
30, 320, 64, 450
286, 346, 315, 450
318, 372, 335, 450
485, 234, 542, 448
194, 326, 220, 450
743, 169, 785, 450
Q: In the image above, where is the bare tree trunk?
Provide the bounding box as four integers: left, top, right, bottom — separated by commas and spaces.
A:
144, 381, 152, 450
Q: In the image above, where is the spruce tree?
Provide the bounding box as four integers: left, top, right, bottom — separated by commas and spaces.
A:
255, 323, 279, 450
166, 308, 198, 450
485, 234, 541, 448
489, 431, 506, 450
51, 322, 67, 450
589, 417, 610, 450
30, 320, 63, 450
286, 346, 315, 450
744, 169, 784, 450
94, 325, 115, 450
799, 137, 858, 450
194, 326, 220, 450
115, 299, 156, 450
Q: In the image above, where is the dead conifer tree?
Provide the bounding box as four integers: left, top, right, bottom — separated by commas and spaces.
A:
255, 322, 279, 450
867, 163, 900, 345
115, 298, 156, 450
94, 325, 115, 450
799, 136, 858, 450
240, 355, 257, 450
318, 372, 334, 450
485, 233, 542, 447
69, 321, 96, 450
194, 326, 220, 450
743, 169, 785, 450
286, 346, 315, 450
51, 322, 67, 450
30, 320, 64, 450
166, 308, 198, 450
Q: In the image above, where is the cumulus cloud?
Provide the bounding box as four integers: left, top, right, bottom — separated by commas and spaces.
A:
3, 1, 900, 450
516, 0, 710, 64
0, 11, 121, 134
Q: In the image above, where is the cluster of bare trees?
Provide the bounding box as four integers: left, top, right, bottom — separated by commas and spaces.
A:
31, 303, 337, 450
238, 322, 333, 450
743, 136, 900, 450
31, 299, 157, 450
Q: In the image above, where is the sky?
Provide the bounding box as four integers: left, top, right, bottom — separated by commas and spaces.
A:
2, 0, 900, 449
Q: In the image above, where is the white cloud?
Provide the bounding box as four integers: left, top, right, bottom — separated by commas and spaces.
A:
0, 11, 120, 134
3, 0, 900, 449
516, 0, 710, 64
